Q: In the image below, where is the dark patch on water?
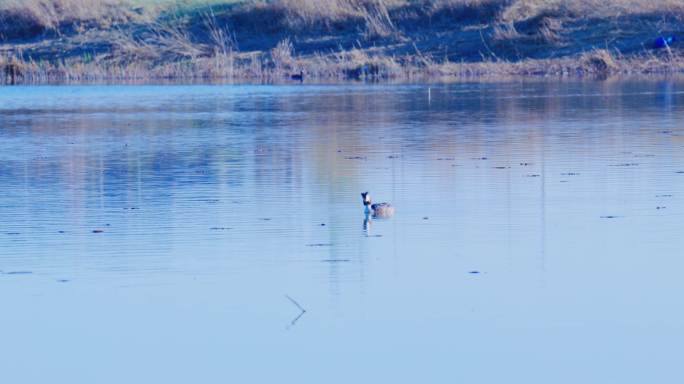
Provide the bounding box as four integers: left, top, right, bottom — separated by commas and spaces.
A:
322, 259, 350, 263
5, 232, 20, 235
210, 227, 231, 230
656, 194, 673, 198
56, 279, 69, 283
611, 163, 639, 167
468, 271, 481, 274
493, 166, 509, 169
601, 215, 621, 219
437, 157, 455, 161
676, 171, 684, 174
526, 174, 541, 177
387, 155, 400, 159
5, 271, 32, 275
259, 218, 272, 221
92, 229, 104, 233
365, 234, 383, 238
520, 162, 531, 166
656, 206, 666, 210
345, 156, 367, 160
562, 172, 580, 176
307, 243, 333, 247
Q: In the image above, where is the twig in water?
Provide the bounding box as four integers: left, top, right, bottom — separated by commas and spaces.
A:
285, 294, 307, 329
285, 294, 306, 312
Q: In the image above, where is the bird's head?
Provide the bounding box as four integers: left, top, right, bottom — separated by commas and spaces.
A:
361, 192, 371, 206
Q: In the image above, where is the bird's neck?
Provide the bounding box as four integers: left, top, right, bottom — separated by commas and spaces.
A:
364, 205, 372, 214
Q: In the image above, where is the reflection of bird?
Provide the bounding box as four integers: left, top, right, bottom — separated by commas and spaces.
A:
363, 214, 372, 233
291, 70, 304, 82
361, 192, 395, 217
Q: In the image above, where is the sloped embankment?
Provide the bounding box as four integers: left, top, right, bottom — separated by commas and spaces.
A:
1, 0, 684, 82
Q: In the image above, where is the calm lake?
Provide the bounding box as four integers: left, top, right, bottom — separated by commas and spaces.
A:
1, 81, 683, 383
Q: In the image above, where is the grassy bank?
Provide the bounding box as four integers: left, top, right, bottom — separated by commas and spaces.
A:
2, 0, 684, 83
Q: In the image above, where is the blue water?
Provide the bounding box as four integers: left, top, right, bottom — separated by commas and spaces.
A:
1, 81, 684, 383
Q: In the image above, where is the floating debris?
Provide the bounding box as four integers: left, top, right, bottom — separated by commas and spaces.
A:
123, 207, 140, 210
92, 229, 104, 233
285, 294, 307, 329
320, 223, 326, 226
600, 215, 620, 219
387, 155, 400, 159
468, 271, 480, 274
422, 217, 429, 220
307, 243, 333, 247
657, 206, 667, 210
58, 230, 66, 233
520, 162, 531, 166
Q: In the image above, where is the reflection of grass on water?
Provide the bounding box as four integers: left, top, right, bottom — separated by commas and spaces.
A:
2, 0, 684, 83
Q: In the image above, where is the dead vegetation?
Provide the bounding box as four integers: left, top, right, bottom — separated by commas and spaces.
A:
2, 0, 684, 83
0, 0, 141, 40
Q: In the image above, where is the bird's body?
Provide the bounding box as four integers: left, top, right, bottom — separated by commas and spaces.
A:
361, 192, 395, 218
291, 71, 304, 82
370, 202, 394, 217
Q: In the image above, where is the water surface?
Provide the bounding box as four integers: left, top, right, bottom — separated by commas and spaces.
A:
1, 81, 684, 383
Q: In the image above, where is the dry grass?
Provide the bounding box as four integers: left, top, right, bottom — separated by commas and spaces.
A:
0, 0, 140, 39
3, 0, 684, 83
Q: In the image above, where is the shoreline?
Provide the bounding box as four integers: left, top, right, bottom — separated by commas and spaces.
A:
4, 50, 684, 85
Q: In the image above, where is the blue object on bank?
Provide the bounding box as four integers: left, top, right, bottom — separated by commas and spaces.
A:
655, 36, 676, 49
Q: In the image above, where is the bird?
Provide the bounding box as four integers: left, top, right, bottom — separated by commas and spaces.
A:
361, 192, 395, 218
291, 70, 304, 82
